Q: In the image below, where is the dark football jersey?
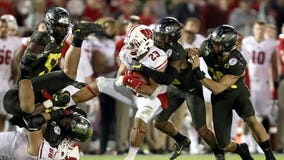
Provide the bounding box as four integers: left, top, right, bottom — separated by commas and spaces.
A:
156, 42, 187, 61
171, 63, 203, 93
199, 40, 247, 86
158, 42, 202, 92
28, 31, 63, 78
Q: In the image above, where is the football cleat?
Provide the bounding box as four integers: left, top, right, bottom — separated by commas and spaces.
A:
213, 148, 225, 160
169, 138, 191, 160
238, 143, 254, 160
72, 22, 104, 40
215, 152, 226, 160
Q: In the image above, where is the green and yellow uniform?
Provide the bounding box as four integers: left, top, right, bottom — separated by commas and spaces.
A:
199, 39, 255, 147
4, 31, 73, 116
155, 42, 206, 129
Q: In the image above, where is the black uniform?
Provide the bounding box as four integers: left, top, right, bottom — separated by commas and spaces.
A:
4, 31, 74, 116
199, 40, 255, 147
154, 42, 207, 130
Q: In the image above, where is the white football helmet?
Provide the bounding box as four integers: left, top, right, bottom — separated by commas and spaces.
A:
124, 24, 154, 59
0, 14, 18, 31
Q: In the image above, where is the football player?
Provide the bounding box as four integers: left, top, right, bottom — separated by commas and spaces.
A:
0, 15, 22, 131
130, 17, 224, 160
241, 21, 278, 153
63, 24, 169, 160
188, 24, 275, 160
0, 106, 93, 160
3, 7, 104, 118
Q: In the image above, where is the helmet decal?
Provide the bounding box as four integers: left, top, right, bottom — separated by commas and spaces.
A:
140, 28, 153, 39
125, 24, 154, 59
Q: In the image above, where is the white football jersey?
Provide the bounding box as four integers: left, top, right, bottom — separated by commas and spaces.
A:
242, 36, 277, 82
0, 36, 21, 92
119, 45, 168, 71
37, 140, 57, 160
119, 45, 168, 95
38, 139, 80, 160
0, 130, 37, 160
0, 130, 80, 160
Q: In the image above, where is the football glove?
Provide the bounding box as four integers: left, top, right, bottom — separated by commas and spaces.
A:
43, 40, 62, 55
123, 74, 145, 90
43, 90, 71, 109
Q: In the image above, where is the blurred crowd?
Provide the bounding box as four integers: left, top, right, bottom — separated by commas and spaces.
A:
1, 0, 284, 156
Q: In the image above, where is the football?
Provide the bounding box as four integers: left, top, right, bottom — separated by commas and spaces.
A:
131, 71, 149, 84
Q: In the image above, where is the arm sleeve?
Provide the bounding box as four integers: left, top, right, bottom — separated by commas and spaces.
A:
140, 65, 178, 85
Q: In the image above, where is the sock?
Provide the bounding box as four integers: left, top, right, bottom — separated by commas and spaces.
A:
125, 146, 139, 160
172, 132, 186, 143
234, 144, 245, 159
258, 140, 275, 160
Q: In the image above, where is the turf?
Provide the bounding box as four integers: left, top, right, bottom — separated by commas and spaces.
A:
81, 153, 284, 160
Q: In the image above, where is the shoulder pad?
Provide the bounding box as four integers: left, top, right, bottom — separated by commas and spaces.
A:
226, 50, 246, 76
169, 42, 187, 61
199, 40, 211, 57
30, 31, 50, 46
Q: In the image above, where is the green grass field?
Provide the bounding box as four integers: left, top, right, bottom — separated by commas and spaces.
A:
81, 153, 284, 160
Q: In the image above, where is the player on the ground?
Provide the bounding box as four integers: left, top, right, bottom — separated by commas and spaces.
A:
0, 106, 93, 159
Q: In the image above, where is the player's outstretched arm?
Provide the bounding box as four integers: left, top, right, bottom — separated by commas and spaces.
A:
71, 82, 100, 103
64, 22, 104, 80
